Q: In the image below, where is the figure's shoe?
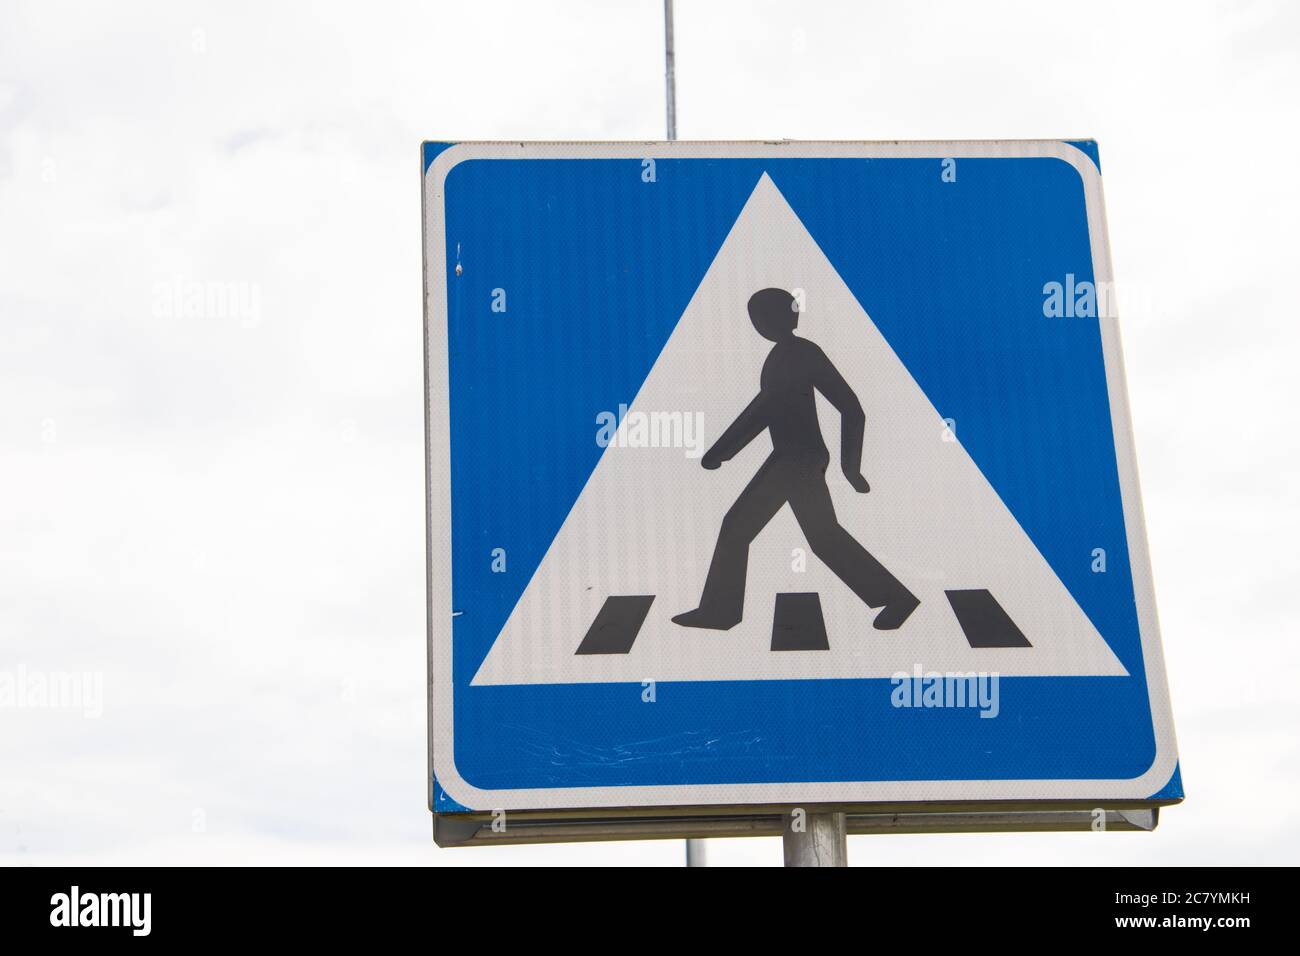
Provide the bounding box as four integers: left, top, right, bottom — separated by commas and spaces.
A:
671, 608, 742, 631
872, 593, 919, 631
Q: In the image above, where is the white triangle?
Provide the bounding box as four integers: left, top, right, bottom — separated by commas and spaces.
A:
472, 173, 1128, 685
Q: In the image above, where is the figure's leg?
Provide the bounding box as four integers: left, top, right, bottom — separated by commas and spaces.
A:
673, 457, 790, 629
788, 470, 919, 630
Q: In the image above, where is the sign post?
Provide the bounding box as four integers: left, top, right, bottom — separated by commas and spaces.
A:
422, 139, 1182, 861
784, 812, 848, 868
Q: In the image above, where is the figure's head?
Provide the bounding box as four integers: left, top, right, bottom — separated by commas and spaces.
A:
747, 288, 799, 342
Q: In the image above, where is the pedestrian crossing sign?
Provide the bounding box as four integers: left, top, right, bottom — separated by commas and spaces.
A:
423, 140, 1181, 824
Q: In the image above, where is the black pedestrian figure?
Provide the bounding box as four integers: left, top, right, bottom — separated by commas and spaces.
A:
672, 288, 920, 632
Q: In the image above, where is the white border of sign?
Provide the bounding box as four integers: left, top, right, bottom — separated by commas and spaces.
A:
424, 140, 1179, 812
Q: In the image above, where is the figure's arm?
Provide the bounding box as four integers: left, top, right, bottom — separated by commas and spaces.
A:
810, 347, 870, 492
702, 392, 768, 468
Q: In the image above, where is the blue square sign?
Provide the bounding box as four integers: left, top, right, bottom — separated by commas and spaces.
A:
423, 141, 1181, 817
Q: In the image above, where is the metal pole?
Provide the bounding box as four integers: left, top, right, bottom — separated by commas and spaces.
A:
664, 0, 677, 140
783, 811, 849, 867
685, 837, 706, 867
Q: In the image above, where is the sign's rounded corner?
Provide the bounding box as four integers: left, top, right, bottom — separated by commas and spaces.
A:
1062, 139, 1102, 174
1050, 141, 1103, 193
431, 747, 498, 812
425, 142, 485, 191
1146, 759, 1184, 802
1126, 735, 1180, 801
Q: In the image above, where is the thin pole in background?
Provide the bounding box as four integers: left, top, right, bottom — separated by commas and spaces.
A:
664, 0, 677, 140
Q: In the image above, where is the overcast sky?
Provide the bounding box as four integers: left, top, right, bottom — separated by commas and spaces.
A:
1, 0, 1297, 866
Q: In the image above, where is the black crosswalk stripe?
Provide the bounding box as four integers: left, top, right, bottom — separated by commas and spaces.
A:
771, 592, 830, 651
944, 589, 1032, 648
575, 595, 656, 655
